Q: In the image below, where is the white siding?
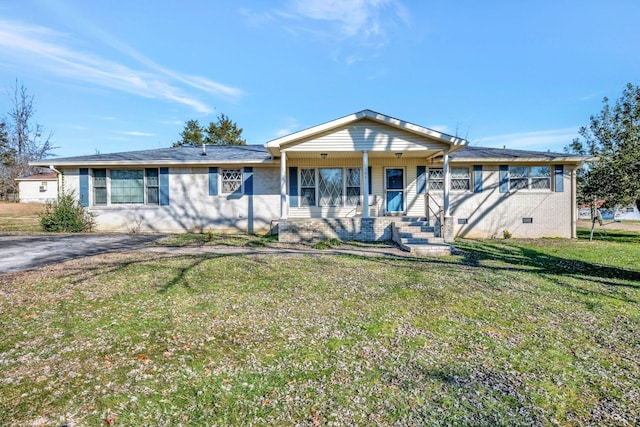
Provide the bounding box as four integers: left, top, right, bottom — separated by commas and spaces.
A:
18, 180, 58, 203
282, 120, 448, 153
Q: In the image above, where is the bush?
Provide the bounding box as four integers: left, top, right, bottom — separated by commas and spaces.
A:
40, 192, 95, 232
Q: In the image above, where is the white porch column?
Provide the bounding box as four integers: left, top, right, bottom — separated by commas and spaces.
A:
443, 148, 450, 217
362, 151, 369, 218
280, 152, 287, 219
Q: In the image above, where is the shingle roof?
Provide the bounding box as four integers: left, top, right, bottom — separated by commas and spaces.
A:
450, 146, 583, 162
35, 143, 586, 167
16, 172, 58, 181
44, 144, 273, 166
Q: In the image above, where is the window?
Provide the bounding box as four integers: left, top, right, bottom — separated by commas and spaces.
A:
451, 167, 470, 191
91, 168, 160, 205
428, 168, 444, 190
300, 168, 316, 207
145, 168, 159, 205
509, 166, 551, 190
346, 168, 361, 206
319, 168, 343, 206
93, 169, 107, 205
298, 168, 361, 207
530, 166, 551, 189
111, 170, 144, 204
221, 169, 242, 193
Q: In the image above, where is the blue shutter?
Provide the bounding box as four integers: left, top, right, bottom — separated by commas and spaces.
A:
417, 166, 426, 194
244, 167, 253, 195
555, 165, 564, 192
79, 168, 89, 207
499, 165, 509, 193
289, 167, 298, 207
159, 167, 170, 205
368, 166, 372, 195
209, 167, 218, 196
474, 165, 483, 193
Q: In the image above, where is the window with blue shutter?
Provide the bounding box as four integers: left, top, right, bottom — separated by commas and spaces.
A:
159, 167, 170, 206
79, 168, 89, 206
417, 166, 426, 194
474, 165, 483, 193
243, 167, 253, 195
289, 167, 298, 207
555, 165, 564, 192
499, 165, 509, 193
209, 167, 218, 196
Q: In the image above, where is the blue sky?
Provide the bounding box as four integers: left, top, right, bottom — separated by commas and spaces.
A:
1, 0, 639, 158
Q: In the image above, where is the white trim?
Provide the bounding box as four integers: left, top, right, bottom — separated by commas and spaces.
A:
280, 154, 287, 219
384, 167, 406, 214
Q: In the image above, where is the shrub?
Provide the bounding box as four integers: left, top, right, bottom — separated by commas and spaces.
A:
40, 191, 95, 232
503, 230, 512, 239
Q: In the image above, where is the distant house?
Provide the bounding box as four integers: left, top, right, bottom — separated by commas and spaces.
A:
15, 172, 58, 204
615, 205, 640, 221
32, 110, 586, 242
578, 201, 640, 221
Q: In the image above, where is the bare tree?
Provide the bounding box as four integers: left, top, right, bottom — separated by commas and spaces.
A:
0, 80, 55, 200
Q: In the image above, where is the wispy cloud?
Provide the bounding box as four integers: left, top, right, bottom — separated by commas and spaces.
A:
0, 19, 242, 113
248, 0, 411, 64
280, 0, 410, 41
476, 127, 580, 152
274, 116, 301, 137
119, 131, 156, 137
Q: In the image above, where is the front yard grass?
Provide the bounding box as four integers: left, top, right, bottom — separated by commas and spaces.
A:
0, 230, 638, 425
0, 202, 44, 232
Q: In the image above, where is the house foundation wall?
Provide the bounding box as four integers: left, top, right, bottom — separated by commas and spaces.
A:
278, 218, 395, 243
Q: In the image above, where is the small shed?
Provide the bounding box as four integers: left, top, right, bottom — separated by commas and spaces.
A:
16, 172, 58, 204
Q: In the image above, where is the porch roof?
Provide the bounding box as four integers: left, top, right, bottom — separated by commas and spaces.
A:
265, 110, 467, 158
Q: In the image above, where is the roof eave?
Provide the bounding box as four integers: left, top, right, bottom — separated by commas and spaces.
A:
31, 158, 278, 168
449, 156, 587, 164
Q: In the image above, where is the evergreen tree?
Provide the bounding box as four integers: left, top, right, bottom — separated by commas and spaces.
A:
204, 113, 246, 146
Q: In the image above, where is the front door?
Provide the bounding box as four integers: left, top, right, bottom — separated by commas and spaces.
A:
385, 168, 404, 214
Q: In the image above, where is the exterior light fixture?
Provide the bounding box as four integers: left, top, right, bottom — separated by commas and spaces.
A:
320, 153, 328, 159
395, 152, 403, 159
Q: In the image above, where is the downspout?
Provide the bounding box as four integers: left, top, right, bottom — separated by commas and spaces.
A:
49, 164, 63, 199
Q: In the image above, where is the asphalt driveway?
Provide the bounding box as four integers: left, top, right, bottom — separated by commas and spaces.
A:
0, 234, 167, 273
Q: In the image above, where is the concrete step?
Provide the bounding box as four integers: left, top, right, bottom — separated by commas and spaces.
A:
398, 231, 438, 239
401, 237, 445, 245
409, 244, 452, 256
396, 225, 436, 234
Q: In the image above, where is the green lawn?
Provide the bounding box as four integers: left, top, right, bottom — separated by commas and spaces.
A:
1, 230, 638, 426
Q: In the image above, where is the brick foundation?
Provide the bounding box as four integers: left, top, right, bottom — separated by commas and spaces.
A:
277, 218, 398, 243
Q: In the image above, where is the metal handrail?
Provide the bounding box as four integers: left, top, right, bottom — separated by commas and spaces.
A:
425, 192, 444, 237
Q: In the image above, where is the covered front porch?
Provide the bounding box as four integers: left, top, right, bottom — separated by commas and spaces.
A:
265, 110, 467, 243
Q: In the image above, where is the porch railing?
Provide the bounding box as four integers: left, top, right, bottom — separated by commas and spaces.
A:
425, 192, 444, 237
